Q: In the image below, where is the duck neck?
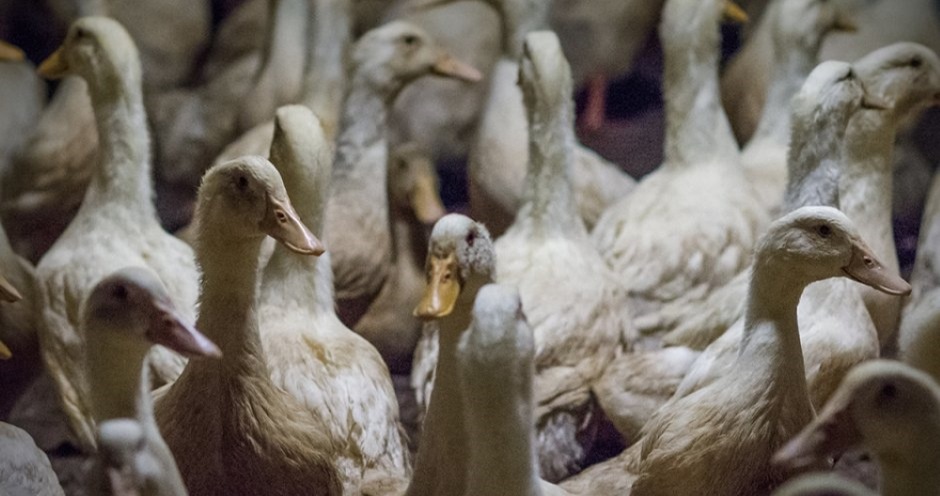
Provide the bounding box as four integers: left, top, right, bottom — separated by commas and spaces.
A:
781, 112, 846, 212
839, 109, 898, 270
331, 73, 390, 217
87, 336, 152, 424
661, 0, 739, 168
300, 0, 352, 140
737, 256, 809, 388
748, 41, 817, 148
262, 250, 336, 319
194, 233, 266, 368
514, 83, 585, 238
464, 351, 541, 496
81, 65, 155, 218
408, 274, 490, 496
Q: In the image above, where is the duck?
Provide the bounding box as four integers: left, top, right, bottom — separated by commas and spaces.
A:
771, 473, 874, 496
590, 0, 767, 345
83, 266, 220, 496
153, 155, 343, 496
408, 213, 496, 496
212, 0, 353, 163
418, 0, 638, 234
91, 418, 186, 496
775, 359, 940, 496
0, 413, 64, 496
562, 205, 911, 495
353, 142, 446, 373
34, 16, 201, 452
325, 20, 480, 327
258, 105, 410, 493
672, 60, 913, 414
493, 30, 627, 481
0, 39, 44, 178
457, 283, 572, 496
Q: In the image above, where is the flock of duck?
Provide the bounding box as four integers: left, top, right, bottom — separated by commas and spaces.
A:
0, 0, 939, 494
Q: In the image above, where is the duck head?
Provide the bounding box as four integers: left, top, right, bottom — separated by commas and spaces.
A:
774, 360, 940, 472
390, 143, 447, 226
415, 214, 495, 320
196, 156, 325, 256
38, 16, 140, 89
792, 61, 889, 133
853, 42, 940, 120
772, 0, 857, 54
352, 20, 481, 99
759, 206, 910, 295
84, 267, 221, 358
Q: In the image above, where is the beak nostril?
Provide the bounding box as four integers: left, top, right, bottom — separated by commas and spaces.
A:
864, 257, 875, 268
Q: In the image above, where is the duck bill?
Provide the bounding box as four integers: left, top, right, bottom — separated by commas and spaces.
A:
410, 176, 447, 225
0, 274, 22, 303
831, 12, 858, 33
842, 241, 911, 295
414, 253, 461, 320
723, 0, 749, 23
147, 302, 221, 358
0, 339, 10, 360
773, 401, 861, 470
38, 47, 69, 79
432, 53, 483, 83
260, 196, 325, 256
0, 41, 24, 62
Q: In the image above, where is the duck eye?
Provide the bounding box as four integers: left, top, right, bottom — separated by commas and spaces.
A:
402, 35, 419, 46
816, 224, 832, 238
111, 285, 128, 301
465, 231, 476, 247
876, 382, 898, 407
910, 57, 923, 68
235, 175, 249, 192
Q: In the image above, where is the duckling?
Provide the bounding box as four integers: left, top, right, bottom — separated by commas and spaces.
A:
325, 20, 480, 327
353, 142, 446, 372
34, 17, 201, 452
775, 360, 940, 496
408, 214, 495, 496
258, 105, 409, 493
457, 284, 572, 496
591, 0, 768, 346
562, 206, 911, 495
153, 156, 342, 496
493, 30, 627, 481
84, 267, 220, 496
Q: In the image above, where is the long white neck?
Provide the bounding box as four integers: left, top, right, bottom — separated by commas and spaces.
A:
406, 275, 489, 496
747, 38, 818, 150
462, 343, 541, 496
781, 110, 847, 213
300, 0, 352, 140
512, 78, 585, 238
839, 109, 898, 271
87, 336, 152, 424
79, 64, 156, 220
737, 254, 810, 399
661, 0, 739, 168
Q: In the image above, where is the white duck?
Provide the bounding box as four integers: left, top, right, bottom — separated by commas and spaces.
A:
493, 30, 627, 481
153, 156, 342, 496
418, 0, 638, 234
408, 214, 495, 496
590, 0, 767, 345
325, 20, 480, 326
674, 60, 912, 412
353, 142, 446, 372
775, 360, 940, 496
562, 206, 911, 495
457, 283, 571, 496
92, 418, 185, 496
83, 267, 220, 496
258, 105, 409, 493
34, 16, 201, 452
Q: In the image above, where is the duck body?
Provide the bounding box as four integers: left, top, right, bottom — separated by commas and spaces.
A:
35, 17, 199, 451
0, 421, 64, 496
259, 106, 409, 492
